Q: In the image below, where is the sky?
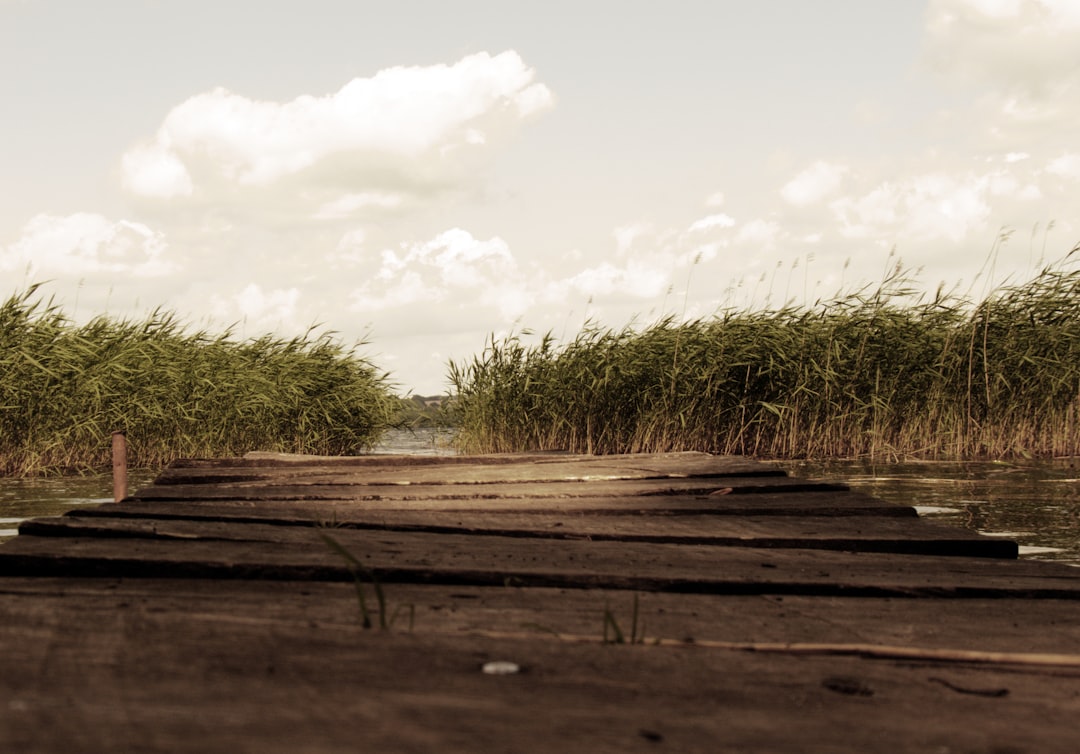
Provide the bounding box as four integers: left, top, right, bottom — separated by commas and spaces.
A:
2, 0, 1079, 395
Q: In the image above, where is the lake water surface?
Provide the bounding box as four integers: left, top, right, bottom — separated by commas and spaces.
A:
0, 428, 453, 542
777, 457, 1080, 565
2, 431, 1077, 565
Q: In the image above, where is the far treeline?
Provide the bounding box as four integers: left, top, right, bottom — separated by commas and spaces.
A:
448, 249, 1080, 460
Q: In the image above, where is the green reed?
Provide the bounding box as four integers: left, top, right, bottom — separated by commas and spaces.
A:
448, 248, 1080, 459
0, 285, 398, 475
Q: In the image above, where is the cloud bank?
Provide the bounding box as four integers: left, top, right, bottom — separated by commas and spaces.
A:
0, 213, 174, 279
120, 51, 553, 213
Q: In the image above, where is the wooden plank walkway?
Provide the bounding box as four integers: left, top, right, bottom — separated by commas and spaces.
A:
1, 451, 1079, 752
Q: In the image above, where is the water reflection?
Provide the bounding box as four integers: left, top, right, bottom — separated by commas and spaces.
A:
0, 469, 160, 543
777, 458, 1080, 565
371, 427, 457, 456
0, 429, 448, 543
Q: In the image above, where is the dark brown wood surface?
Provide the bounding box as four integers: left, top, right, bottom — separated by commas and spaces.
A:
2, 450, 1079, 753
50, 503, 1007, 555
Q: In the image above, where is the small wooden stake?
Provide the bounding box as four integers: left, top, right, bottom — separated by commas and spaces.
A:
111, 431, 127, 502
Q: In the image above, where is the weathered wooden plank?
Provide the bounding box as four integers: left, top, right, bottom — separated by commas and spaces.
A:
172, 450, 600, 468
5, 577, 1080, 654
51, 507, 1015, 557
132, 475, 849, 502
154, 451, 785, 486
1, 578, 1077, 753
0, 523, 1067, 597
116, 489, 918, 516
185, 449, 767, 468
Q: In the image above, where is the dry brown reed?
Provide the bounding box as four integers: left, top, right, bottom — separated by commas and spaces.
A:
448, 248, 1080, 459
0, 286, 397, 475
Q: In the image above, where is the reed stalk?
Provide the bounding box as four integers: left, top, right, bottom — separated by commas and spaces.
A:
448, 247, 1080, 459
0, 286, 397, 475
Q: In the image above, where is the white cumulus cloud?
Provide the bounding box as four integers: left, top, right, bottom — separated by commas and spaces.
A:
925, 0, 1080, 103
735, 219, 782, 248
349, 228, 527, 320
120, 141, 193, 199
612, 223, 653, 257
121, 51, 553, 202
781, 161, 848, 206
831, 173, 993, 243
687, 213, 736, 234
567, 258, 672, 300
0, 213, 174, 278
207, 283, 303, 335
1047, 153, 1080, 180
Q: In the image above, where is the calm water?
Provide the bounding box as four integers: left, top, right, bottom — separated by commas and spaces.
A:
2, 431, 1077, 565
776, 457, 1080, 565
0, 429, 452, 542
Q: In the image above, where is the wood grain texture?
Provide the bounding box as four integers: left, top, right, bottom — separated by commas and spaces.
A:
55, 504, 1007, 556
2, 450, 1078, 752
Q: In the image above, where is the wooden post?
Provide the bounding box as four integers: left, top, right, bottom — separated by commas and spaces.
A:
112, 431, 127, 503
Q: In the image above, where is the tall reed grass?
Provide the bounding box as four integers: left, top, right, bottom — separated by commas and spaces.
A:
1, 286, 397, 475
448, 248, 1080, 459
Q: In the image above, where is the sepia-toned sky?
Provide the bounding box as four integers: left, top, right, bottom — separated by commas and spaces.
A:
3, 0, 1079, 394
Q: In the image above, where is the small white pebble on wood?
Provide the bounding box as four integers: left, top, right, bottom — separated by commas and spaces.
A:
481, 661, 521, 675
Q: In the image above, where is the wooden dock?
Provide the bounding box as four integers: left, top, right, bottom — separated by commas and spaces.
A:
1, 451, 1079, 752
